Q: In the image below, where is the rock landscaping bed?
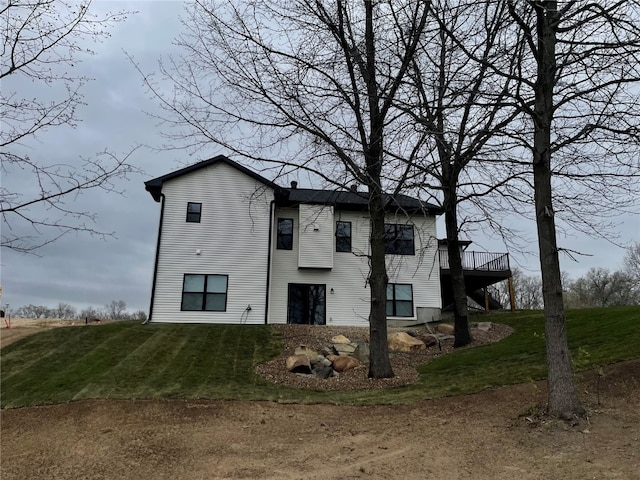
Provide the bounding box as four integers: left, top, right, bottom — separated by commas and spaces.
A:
255, 321, 514, 391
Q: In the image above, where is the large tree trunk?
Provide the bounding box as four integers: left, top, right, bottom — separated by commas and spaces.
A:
364, 0, 393, 379
368, 183, 393, 378
533, 2, 584, 418
443, 186, 472, 347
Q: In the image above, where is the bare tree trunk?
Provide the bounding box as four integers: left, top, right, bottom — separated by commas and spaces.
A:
533, 2, 583, 418
368, 183, 393, 378
443, 186, 472, 347
365, 0, 393, 378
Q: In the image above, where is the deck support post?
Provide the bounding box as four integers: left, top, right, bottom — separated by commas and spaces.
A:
508, 276, 516, 311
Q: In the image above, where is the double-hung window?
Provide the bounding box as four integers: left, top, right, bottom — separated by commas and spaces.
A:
277, 218, 293, 250
336, 221, 352, 252
181, 274, 228, 311
386, 284, 413, 317
186, 202, 202, 223
384, 224, 414, 255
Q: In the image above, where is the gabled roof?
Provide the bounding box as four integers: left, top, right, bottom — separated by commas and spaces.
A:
144, 155, 282, 202
144, 155, 443, 215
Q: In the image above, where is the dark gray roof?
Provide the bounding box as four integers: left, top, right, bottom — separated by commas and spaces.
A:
145, 155, 443, 215
282, 188, 443, 214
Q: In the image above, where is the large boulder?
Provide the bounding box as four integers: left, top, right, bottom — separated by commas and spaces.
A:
312, 365, 334, 379
286, 354, 312, 374
311, 355, 332, 369
353, 342, 370, 364
333, 342, 358, 356
387, 331, 426, 352
435, 323, 455, 335
329, 355, 360, 372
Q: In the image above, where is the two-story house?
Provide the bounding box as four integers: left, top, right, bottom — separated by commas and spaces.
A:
144, 155, 446, 326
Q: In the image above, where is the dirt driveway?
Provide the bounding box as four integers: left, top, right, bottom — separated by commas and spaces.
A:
2, 359, 639, 480
2, 322, 639, 479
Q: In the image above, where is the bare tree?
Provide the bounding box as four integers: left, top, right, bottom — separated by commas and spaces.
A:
79, 306, 103, 321
15, 304, 52, 318
394, 1, 527, 346
623, 242, 640, 287
495, 268, 544, 310
53, 302, 77, 319
568, 267, 639, 307
105, 300, 127, 320
499, 1, 640, 418
137, 0, 433, 378
1, 0, 137, 253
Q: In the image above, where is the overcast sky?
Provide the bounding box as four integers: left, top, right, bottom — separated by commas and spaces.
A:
2, 1, 638, 315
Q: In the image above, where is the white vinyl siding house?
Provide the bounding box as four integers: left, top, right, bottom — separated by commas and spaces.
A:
148, 159, 275, 324
145, 156, 443, 326
268, 209, 441, 326
269, 208, 371, 326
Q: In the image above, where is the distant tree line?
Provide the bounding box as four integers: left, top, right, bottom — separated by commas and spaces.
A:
495, 242, 640, 310
9, 300, 147, 322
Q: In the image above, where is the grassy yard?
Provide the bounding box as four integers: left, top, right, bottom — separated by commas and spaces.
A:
1, 306, 639, 408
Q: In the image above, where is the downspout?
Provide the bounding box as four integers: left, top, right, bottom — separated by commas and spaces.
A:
264, 199, 276, 324
144, 192, 165, 324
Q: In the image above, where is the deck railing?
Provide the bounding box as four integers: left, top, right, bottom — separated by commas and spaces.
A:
439, 250, 510, 272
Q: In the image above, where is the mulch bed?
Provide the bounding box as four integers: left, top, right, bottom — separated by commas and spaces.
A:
254, 322, 514, 391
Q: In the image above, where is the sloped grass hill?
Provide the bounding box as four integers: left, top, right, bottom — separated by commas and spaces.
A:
1, 306, 638, 408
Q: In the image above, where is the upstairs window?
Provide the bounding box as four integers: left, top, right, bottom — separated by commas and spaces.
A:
336, 221, 352, 252
386, 284, 413, 317
186, 202, 202, 223
277, 218, 293, 250
181, 274, 228, 311
384, 224, 414, 255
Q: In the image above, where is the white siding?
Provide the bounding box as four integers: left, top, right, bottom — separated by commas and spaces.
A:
385, 213, 442, 323
298, 204, 334, 269
150, 162, 274, 324
268, 208, 441, 326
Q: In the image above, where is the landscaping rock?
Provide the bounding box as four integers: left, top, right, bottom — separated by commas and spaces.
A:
475, 322, 492, 332
353, 342, 370, 364
331, 334, 351, 344
387, 331, 426, 352
435, 324, 455, 335
294, 345, 319, 361
312, 365, 334, 379
314, 355, 333, 368
330, 355, 360, 372
333, 342, 358, 356
321, 346, 334, 357
286, 355, 312, 374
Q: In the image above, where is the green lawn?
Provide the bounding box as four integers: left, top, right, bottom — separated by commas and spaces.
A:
1, 306, 639, 408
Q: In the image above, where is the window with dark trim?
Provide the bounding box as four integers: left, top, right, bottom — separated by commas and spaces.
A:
186, 202, 202, 223
277, 218, 293, 250
384, 224, 414, 255
181, 274, 228, 311
336, 220, 352, 252
386, 284, 413, 317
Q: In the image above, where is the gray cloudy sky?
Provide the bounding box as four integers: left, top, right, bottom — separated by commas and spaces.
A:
2, 1, 638, 315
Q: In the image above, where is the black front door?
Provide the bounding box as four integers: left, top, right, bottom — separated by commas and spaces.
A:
287, 284, 326, 325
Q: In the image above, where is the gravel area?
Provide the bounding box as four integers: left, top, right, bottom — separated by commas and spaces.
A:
255, 322, 514, 391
